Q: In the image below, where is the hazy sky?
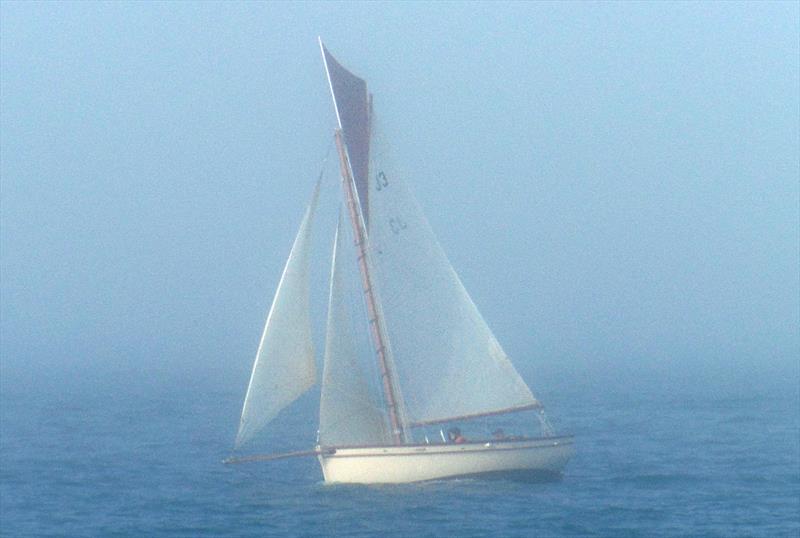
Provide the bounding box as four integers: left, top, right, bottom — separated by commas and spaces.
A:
1, 1, 797, 394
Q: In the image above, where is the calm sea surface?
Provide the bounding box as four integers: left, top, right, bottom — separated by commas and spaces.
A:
1, 369, 798, 537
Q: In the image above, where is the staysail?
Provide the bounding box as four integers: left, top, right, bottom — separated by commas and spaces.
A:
318, 213, 391, 446
366, 121, 541, 427
235, 182, 320, 448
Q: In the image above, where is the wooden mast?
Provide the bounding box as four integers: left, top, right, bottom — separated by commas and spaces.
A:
333, 130, 405, 445
320, 39, 405, 445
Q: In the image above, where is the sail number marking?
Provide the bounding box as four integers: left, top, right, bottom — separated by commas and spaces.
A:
376, 170, 405, 234
376, 170, 389, 191
389, 217, 407, 235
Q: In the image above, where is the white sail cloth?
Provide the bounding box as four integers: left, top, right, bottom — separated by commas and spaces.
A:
318, 214, 391, 446
235, 183, 320, 448
366, 125, 539, 426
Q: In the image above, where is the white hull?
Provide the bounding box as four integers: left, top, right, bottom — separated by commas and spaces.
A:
317, 436, 573, 484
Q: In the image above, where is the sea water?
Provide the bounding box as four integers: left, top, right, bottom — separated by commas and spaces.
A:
1, 368, 798, 537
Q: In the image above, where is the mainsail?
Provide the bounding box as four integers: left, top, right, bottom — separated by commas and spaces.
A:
235, 183, 320, 448
366, 122, 541, 426
318, 213, 391, 447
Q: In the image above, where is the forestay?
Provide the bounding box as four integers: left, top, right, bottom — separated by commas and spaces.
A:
235, 183, 320, 448
365, 122, 540, 426
318, 213, 392, 446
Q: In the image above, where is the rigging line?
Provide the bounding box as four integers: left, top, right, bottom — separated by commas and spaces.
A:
316, 134, 335, 184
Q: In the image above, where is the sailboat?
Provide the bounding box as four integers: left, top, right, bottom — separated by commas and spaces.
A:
229, 40, 574, 484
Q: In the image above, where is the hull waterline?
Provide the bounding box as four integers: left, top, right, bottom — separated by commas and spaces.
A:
317, 436, 574, 484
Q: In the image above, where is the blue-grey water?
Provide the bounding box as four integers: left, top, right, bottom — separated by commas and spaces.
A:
1, 370, 797, 537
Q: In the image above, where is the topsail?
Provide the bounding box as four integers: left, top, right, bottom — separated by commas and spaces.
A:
320, 40, 372, 223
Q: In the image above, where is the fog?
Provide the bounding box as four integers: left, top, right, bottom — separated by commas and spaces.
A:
1, 2, 797, 399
